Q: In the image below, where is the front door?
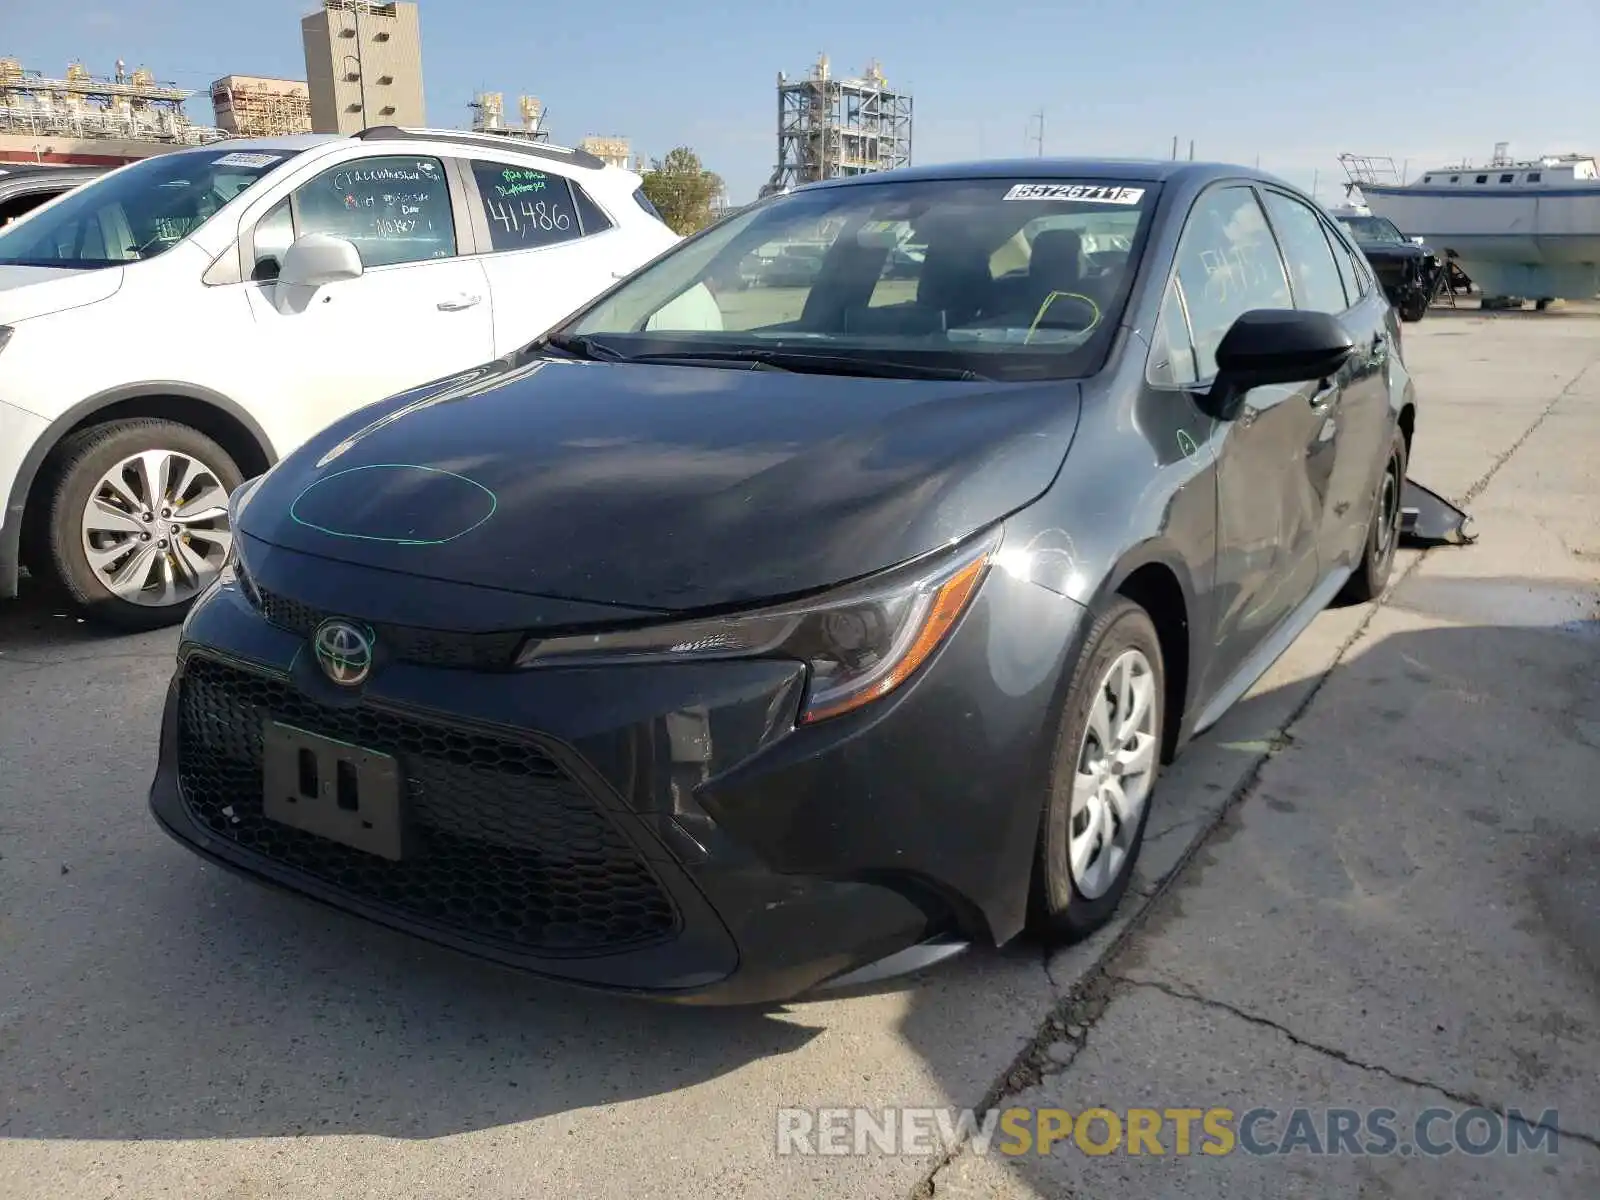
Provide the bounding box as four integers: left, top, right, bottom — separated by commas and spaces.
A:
1259, 187, 1395, 572
240, 153, 495, 451
1166, 184, 1330, 699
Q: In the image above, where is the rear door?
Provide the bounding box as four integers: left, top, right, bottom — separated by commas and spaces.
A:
240, 152, 494, 449
457, 156, 651, 353
1166, 183, 1330, 699
1259, 187, 1394, 574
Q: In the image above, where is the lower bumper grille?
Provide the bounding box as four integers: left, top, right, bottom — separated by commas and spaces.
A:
174, 656, 679, 956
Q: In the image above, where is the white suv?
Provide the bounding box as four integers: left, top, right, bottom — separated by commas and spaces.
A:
0, 126, 681, 629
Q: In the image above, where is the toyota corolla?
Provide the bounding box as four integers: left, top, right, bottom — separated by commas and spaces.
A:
149, 159, 1417, 1004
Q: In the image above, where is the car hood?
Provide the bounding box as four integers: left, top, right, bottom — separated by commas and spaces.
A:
0, 264, 123, 323
241, 355, 1083, 613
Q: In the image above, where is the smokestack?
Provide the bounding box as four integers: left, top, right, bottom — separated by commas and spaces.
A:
1188, 139, 1194, 161
1171, 135, 1178, 160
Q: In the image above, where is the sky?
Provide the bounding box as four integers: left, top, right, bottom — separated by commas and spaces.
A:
9, 0, 1598, 204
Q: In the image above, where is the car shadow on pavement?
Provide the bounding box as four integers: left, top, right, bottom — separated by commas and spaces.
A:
897, 581, 1600, 1197
4, 579, 1596, 1164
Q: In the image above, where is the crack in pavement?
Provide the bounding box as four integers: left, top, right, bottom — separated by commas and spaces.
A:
1112, 974, 1600, 1153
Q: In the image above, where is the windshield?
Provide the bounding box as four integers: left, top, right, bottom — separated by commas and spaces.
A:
1337, 215, 1405, 244
553, 176, 1159, 381
0, 147, 295, 269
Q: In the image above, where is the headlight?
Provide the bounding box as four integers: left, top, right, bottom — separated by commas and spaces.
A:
221, 476, 263, 585
515, 528, 1000, 723
227, 475, 263, 522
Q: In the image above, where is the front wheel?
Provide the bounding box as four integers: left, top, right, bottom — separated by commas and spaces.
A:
1399, 293, 1429, 322
1030, 597, 1164, 943
1337, 427, 1408, 605
41, 418, 242, 631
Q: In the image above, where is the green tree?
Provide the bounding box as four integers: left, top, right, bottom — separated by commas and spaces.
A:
640, 147, 724, 236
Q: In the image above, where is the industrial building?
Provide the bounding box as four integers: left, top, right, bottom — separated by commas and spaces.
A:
210, 75, 313, 137
0, 57, 225, 165
762, 55, 912, 197
579, 136, 632, 171
468, 92, 548, 141
301, 0, 425, 135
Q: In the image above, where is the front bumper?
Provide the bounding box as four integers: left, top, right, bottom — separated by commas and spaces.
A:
149, 539, 1087, 1004
0, 398, 49, 599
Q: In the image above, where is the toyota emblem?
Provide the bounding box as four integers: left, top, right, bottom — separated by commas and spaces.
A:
312, 618, 374, 686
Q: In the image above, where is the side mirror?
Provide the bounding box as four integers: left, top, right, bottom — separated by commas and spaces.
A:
277, 233, 363, 287
1205, 308, 1354, 419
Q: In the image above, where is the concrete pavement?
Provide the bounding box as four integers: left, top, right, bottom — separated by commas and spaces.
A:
1, 306, 1597, 1198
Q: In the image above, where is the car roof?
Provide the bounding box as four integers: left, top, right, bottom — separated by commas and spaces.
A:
796, 158, 1296, 193
161, 128, 618, 174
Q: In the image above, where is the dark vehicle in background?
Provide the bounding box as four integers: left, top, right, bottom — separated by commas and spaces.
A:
1334, 212, 1443, 322
0, 164, 105, 227
151, 159, 1417, 1005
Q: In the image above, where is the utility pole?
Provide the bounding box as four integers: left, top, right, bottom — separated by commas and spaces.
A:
352, 2, 368, 131
1311, 168, 1319, 200
1188, 139, 1194, 161
1171, 135, 1178, 160
1029, 110, 1045, 157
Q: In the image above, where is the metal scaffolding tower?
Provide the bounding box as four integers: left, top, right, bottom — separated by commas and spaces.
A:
761, 54, 911, 197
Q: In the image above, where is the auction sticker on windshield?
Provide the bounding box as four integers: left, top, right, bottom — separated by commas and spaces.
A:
1003, 184, 1145, 204
212, 152, 283, 169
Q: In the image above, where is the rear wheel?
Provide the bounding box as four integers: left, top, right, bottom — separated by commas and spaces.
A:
1399, 293, 1429, 322
1337, 427, 1407, 605
1030, 597, 1164, 943
41, 418, 241, 631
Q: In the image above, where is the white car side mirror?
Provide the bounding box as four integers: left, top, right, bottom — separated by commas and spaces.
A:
278, 233, 364, 287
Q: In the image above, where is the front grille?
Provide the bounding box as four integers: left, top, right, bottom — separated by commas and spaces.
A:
175, 656, 679, 956
254, 584, 524, 671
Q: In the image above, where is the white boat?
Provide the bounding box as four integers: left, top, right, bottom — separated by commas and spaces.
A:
1354, 146, 1600, 301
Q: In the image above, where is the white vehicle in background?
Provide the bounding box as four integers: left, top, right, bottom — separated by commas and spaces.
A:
0, 126, 685, 629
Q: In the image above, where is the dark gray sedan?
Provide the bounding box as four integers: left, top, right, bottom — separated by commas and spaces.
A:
151, 158, 1415, 1004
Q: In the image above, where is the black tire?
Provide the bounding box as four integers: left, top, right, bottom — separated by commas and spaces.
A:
1337, 427, 1407, 605
1029, 596, 1164, 944
1399, 294, 1428, 322
41, 418, 243, 632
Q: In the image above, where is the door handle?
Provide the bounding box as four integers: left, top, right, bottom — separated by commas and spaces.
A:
437, 294, 482, 311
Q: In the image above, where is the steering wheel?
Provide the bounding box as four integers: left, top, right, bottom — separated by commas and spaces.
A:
1025, 290, 1102, 343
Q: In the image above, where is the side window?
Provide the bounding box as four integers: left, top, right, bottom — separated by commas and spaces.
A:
1327, 222, 1359, 306
1260, 190, 1351, 314
1147, 278, 1198, 387
470, 160, 582, 250
1331, 225, 1373, 300
252, 197, 295, 280
293, 155, 455, 268
570, 182, 615, 236
1172, 185, 1292, 380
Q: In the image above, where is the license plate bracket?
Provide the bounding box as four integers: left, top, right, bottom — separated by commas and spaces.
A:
262, 721, 405, 860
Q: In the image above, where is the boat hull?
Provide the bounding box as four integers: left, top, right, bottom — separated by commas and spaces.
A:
1360, 184, 1600, 299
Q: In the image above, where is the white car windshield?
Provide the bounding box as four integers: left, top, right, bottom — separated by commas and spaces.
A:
0, 147, 295, 270
554, 176, 1158, 382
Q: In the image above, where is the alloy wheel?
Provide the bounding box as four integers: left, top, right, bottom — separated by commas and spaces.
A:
1069, 648, 1159, 900
1374, 456, 1401, 562
79, 449, 233, 607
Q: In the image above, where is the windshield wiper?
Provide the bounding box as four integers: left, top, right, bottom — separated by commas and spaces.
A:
625, 348, 989, 381
538, 333, 629, 361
